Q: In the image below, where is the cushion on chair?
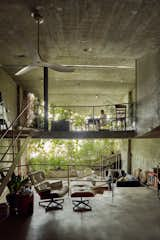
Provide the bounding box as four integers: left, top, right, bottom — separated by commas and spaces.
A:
38, 188, 51, 199
49, 180, 62, 189
91, 182, 109, 194
39, 186, 69, 199
71, 185, 95, 198
29, 171, 62, 190
29, 171, 45, 185
51, 185, 69, 198
35, 181, 50, 191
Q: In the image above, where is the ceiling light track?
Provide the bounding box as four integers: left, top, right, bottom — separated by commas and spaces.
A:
63, 64, 134, 69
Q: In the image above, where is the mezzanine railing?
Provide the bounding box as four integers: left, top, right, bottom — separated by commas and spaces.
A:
32, 102, 136, 132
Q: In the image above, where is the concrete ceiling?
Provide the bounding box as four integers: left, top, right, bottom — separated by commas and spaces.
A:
0, 0, 160, 107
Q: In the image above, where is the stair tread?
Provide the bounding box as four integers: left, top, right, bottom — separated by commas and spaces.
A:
0, 136, 30, 197
0, 153, 16, 154
0, 161, 13, 163
0, 146, 12, 147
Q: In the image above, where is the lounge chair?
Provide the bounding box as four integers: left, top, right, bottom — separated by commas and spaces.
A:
29, 171, 68, 211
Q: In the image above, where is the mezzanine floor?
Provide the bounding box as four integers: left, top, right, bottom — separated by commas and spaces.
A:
1, 129, 136, 139
0, 187, 160, 240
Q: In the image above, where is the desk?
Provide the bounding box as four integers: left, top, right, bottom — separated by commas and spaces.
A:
51, 120, 70, 131
86, 118, 100, 130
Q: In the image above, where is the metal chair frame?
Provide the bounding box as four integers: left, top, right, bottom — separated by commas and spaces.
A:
72, 197, 92, 211
39, 197, 64, 211
115, 104, 127, 130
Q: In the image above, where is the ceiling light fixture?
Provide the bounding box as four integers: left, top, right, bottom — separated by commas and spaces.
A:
131, 10, 138, 15
80, 40, 88, 43
63, 64, 134, 69
56, 7, 63, 12
83, 48, 92, 52
16, 54, 26, 58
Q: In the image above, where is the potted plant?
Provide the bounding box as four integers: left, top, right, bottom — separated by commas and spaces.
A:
6, 173, 31, 215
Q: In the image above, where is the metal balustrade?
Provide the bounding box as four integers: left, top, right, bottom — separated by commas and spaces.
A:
33, 102, 136, 132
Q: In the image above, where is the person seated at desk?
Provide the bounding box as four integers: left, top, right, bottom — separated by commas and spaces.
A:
86, 109, 107, 130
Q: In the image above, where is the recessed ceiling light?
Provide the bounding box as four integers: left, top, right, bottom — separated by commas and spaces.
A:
36, 6, 44, 10
8, 30, 15, 35
16, 54, 26, 58
56, 7, 63, 12
80, 40, 88, 43
131, 10, 138, 15
83, 48, 92, 52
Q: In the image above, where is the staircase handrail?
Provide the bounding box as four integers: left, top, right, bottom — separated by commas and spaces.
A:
0, 137, 30, 197
0, 131, 22, 162
0, 102, 31, 140
93, 153, 121, 167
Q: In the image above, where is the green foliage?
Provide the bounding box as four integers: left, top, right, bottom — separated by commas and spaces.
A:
71, 113, 85, 129
49, 105, 86, 129
50, 105, 72, 120
7, 173, 29, 194
28, 138, 117, 173
27, 105, 119, 173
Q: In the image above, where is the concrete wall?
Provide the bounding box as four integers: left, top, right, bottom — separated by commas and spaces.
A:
131, 139, 160, 171
0, 69, 17, 122
136, 51, 160, 135
120, 139, 160, 174
122, 52, 160, 174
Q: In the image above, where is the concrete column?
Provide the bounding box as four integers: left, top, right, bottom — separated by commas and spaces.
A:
17, 139, 21, 175
17, 85, 20, 126
128, 91, 133, 127
44, 67, 48, 130
127, 139, 132, 174
16, 85, 21, 174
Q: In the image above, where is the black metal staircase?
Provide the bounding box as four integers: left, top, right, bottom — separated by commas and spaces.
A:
0, 103, 31, 198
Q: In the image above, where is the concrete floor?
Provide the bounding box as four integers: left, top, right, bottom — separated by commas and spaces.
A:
0, 187, 160, 240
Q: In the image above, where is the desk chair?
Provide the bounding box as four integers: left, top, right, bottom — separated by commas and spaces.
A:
0, 119, 8, 130
115, 104, 126, 130
86, 118, 100, 131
